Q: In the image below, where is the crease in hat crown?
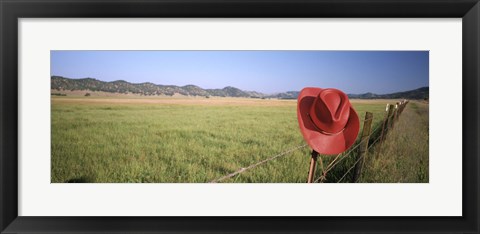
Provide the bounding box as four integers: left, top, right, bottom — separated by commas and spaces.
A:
309, 88, 350, 134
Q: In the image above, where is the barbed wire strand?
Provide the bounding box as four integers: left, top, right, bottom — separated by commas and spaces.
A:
336, 153, 364, 183
336, 135, 382, 183
335, 105, 410, 183
323, 123, 381, 173
315, 123, 383, 183
210, 116, 386, 183
314, 139, 364, 183
316, 134, 373, 183
209, 144, 308, 183
318, 102, 408, 183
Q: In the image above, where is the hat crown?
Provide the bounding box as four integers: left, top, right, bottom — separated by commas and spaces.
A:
310, 89, 350, 134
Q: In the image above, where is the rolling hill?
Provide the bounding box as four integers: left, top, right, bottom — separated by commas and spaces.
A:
347, 87, 429, 100
51, 76, 428, 99
51, 76, 262, 98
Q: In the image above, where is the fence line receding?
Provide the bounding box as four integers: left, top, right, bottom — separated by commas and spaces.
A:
209, 100, 410, 183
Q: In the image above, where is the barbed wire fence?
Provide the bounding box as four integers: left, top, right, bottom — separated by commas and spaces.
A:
209, 144, 308, 183
315, 122, 383, 183
209, 100, 409, 183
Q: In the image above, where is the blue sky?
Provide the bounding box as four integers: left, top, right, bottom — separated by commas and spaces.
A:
51, 51, 428, 94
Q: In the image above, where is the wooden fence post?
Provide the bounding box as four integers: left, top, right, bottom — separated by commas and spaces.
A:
307, 150, 318, 183
400, 100, 408, 114
399, 101, 405, 114
388, 104, 396, 129
376, 104, 394, 157
394, 103, 399, 123
352, 112, 373, 182
379, 104, 389, 143
386, 104, 395, 131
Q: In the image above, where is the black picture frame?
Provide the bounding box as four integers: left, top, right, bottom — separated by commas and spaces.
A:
1, 0, 479, 233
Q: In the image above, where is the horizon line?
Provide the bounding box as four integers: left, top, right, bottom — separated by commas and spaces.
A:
51, 75, 429, 95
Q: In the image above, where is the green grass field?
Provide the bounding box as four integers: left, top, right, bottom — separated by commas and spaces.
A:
360, 101, 429, 183
51, 96, 427, 183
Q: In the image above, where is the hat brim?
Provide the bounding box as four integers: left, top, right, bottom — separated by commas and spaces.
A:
297, 87, 360, 155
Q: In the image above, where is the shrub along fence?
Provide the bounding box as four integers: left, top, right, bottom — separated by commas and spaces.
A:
210, 100, 410, 183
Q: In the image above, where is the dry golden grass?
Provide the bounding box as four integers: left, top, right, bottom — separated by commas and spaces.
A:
51, 96, 400, 107
350, 99, 404, 105
51, 95, 423, 183
51, 96, 297, 106
360, 101, 429, 183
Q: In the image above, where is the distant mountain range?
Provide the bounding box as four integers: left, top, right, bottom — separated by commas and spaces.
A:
347, 87, 429, 100
51, 76, 429, 100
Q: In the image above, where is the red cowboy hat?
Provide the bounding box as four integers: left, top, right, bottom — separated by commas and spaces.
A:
297, 87, 360, 155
